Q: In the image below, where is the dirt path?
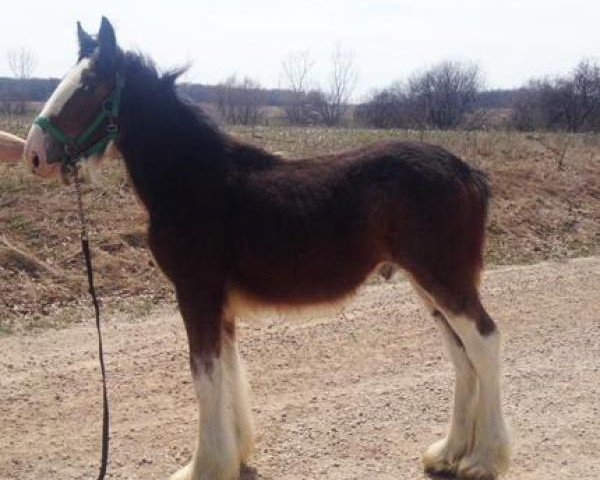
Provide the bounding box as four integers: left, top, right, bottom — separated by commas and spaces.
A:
1, 257, 598, 480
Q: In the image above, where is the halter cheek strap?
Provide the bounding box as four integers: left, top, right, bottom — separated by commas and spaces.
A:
34, 73, 125, 167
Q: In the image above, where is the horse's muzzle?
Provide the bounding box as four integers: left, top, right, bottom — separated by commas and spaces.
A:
24, 125, 62, 178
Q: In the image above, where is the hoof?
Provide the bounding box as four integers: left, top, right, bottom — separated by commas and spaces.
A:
456, 449, 510, 480
422, 437, 466, 476
169, 458, 240, 480
169, 462, 193, 480
456, 462, 497, 480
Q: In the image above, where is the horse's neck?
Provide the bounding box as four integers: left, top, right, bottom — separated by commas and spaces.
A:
117, 79, 226, 212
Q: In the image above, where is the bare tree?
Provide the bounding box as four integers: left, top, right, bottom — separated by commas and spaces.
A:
281, 50, 316, 125
216, 75, 266, 126
356, 61, 482, 130
563, 60, 600, 131
408, 61, 483, 130
7, 47, 37, 80
311, 45, 357, 126
281, 50, 314, 94
510, 81, 548, 131
355, 82, 416, 128
510, 59, 600, 132
5, 47, 37, 114
355, 89, 399, 128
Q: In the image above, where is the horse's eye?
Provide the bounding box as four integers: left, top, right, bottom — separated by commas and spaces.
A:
81, 71, 98, 92
82, 82, 96, 92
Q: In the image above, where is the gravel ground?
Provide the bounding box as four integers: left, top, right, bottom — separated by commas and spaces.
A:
1, 256, 598, 479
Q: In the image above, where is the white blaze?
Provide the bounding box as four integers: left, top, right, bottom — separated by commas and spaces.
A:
39, 58, 90, 117
24, 59, 91, 177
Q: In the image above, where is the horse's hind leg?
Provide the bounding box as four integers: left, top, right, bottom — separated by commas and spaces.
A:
412, 273, 510, 480
441, 300, 510, 480
170, 286, 254, 480
411, 283, 477, 476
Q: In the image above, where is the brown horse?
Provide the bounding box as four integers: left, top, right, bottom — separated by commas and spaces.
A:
23, 18, 510, 480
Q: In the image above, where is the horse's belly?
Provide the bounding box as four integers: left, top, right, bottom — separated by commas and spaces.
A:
225, 283, 355, 321
226, 255, 384, 320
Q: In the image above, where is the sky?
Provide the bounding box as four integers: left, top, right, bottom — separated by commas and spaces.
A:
1, 0, 599, 99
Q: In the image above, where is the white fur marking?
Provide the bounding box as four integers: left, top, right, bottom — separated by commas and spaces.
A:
40, 59, 90, 117
424, 316, 478, 473
222, 336, 254, 462
410, 282, 478, 473
24, 124, 60, 177
226, 284, 352, 322
192, 356, 238, 480
443, 315, 511, 478
24, 59, 90, 176
171, 339, 254, 480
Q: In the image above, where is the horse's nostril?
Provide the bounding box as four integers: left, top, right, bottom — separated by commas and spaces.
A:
32, 153, 40, 168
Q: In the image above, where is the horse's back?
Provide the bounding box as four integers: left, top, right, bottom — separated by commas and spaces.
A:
224, 139, 488, 305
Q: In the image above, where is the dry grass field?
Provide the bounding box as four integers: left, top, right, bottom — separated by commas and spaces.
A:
1, 115, 599, 480
0, 115, 598, 329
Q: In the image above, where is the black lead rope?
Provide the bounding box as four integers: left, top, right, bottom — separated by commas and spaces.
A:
74, 172, 110, 480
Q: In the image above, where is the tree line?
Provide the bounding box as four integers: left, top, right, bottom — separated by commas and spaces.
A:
206, 45, 357, 127
356, 61, 482, 130
510, 60, 600, 132
358, 59, 600, 132
3, 46, 600, 133
197, 55, 600, 132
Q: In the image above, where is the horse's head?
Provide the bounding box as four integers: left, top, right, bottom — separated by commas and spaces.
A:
24, 17, 122, 179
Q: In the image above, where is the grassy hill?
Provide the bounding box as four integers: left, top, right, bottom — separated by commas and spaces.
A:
1, 119, 598, 329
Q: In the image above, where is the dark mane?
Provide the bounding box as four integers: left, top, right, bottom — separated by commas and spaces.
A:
120, 50, 223, 141
117, 51, 234, 209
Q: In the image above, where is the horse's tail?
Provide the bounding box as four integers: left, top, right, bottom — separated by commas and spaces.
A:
470, 168, 491, 222
462, 167, 492, 278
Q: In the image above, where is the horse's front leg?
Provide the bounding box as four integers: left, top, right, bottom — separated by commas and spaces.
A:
170, 285, 253, 480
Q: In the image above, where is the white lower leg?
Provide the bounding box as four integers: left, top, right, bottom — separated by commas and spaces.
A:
447, 316, 511, 479
222, 336, 254, 463
410, 283, 478, 473
170, 355, 239, 480
424, 314, 478, 473
445, 330, 477, 455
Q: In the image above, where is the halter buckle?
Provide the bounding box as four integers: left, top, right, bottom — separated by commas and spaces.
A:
106, 119, 118, 134
65, 142, 81, 159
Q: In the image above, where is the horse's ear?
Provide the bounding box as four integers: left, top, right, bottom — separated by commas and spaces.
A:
77, 21, 96, 59
98, 17, 116, 54
96, 17, 117, 73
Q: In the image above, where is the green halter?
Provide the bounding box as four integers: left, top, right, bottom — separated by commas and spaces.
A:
34, 73, 125, 166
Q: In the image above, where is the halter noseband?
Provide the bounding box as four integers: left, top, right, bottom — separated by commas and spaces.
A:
34, 73, 125, 167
